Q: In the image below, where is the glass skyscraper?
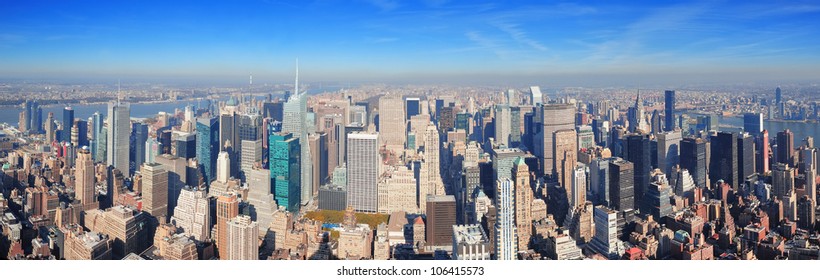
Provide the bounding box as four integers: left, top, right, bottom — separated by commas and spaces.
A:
270, 132, 301, 212
196, 117, 219, 185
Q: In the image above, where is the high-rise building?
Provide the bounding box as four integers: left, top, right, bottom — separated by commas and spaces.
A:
75, 148, 97, 210
269, 132, 301, 212
426, 195, 456, 249
664, 90, 676, 132
247, 168, 276, 236
644, 171, 673, 221
571, 164, 587, 209
216, 194, 239, 257
237, 113, 263, 172
657, 131, 681, 176
772, 163, 795, 199
347, 132, 379, 213
197, 117, 219, 185
777, 129, 795, 166
140, 162, 169, 221
680, 137, 707, 188
45, 112, 57, 144
84, 206, 150, 259
62, 106, 75, 143
424, 124, 443, 197
737, 133, 756, 185
494, 179, 517, 260
241, 139, 263, 176
494, 104, 511, 147
537, 103, 575, 177
226, 215, 259, 260
576, 125, 595, 150
590, 158, 611, 206
405, 97, 421, 120
216, 151, 230, 184
710, 132, 739, 191
588, 206, 620, 259
801, 148, 817, 201
797, 195, 815, 230
529, 86, 543, 106
609, 159, 635, 212
379, 94, 406, 154
775, 86, 782, 106
172, 131, 196, 159
554, 129, 578, 191
170, 187, 211, 241
625, 134, 651, 210
106, 102, 131, 176
744, 113, 763, 134
513, 158, 532, 250
130, 123, 148, 174
627, 92, 648, 133
757, 130, 771, 174
376, 165, 417, 214
155, 154, 188, 219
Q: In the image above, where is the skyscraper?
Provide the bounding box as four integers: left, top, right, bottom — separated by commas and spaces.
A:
226, 215, 259, 260
588, 205, 620, 259
802, 148, 817, 201
62, 106, 75, 143
216, 194, 239, 257
140, 162, 169, 221
379, 94, 406, 154
710, 132, 739, 191
775, 86, 782, 105
216, 151, 230, 184
171, 187, 211, 242
405, 97, 421, 120
627, 92, 648, 133
681, 137, 707, 188
426, 195, 456, 249
494, 178, 517, 260
737, 133, 756, 185
196, 117, 219, 185
131, 122, 148, 173
777, 129, 794, 166
757, 130, 771, 174
494, 104, 511, 147
269, 132, 301, 212
554, 129, 578, 191
657, 130, 682, 176
625, 134, 651, 211
513, 157, 532, 251
664, 90, 676, 132
106, 102, 131, 176
282, 66, 313, 206
609, 159, 635, 212
743, 113, 763, 134
537, 103, 575, 177
347, 132, 379, 213
241, 139, 263, 176
75, 148, 96, 210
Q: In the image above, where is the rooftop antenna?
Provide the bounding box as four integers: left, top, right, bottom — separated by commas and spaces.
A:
117, 79, 121, 104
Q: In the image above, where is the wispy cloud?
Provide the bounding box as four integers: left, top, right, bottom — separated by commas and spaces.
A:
492, 21, 548, 52
465, 31, 508, 59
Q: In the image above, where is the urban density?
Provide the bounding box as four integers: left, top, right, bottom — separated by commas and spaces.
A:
2, 1, 820, 262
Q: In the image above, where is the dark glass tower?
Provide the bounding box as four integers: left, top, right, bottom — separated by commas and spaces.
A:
196, 117, 219, 185
664, 90, 676, 132
710, 131, 739, 191
609, 159, 635, 212
625, 133, 651, 212
681, 137, 707, 188
737, 133, 755, 186
777, 129, 794, 166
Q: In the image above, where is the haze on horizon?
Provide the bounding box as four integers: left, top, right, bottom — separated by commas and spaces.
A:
2, 1, 820, 86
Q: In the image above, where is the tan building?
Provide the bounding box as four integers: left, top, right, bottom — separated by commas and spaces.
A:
378, 94, 406, 155
513, 157, 533, 251
216, 194, 239, 257
83, 206, 149, 259
64, 226, 113, 260
337, 209, 374, 259
373, 223, 391, 260
74, 148, 97, 211
270, 207, 293, 250
171, 187, 211, 241
377, 165, 418, 214
226, 215, 259, 260
553, 129, 578, 192
140, 162, 168, 221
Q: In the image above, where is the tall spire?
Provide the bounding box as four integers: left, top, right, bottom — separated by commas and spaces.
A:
635, 88, 641, 107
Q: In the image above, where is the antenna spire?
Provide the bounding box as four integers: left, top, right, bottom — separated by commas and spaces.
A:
295, 58, 299, 96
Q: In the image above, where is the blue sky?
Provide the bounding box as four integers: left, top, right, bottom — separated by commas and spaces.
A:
1, 0, 819, 84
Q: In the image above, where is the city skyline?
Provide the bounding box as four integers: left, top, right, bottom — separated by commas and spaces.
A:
2, 1, 820, 85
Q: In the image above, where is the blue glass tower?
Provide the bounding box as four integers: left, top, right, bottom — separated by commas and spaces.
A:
269, 132, 301, 213
197, 117, 219, 185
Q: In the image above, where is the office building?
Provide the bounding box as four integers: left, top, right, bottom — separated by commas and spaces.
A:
347, 132, 379, 213
513, 158, 532, 250
107, 102, 131, 176
657, 131, 682, 176
609, 159, 635, 212
196, 117, 219, 185
588, 206, 621, 259
710, 132, 739, 191
744, 113, 763, 134
226, 215, 259, 260
664, 90, 676, 132
75, 148, 97, 210
405, 97, 421, 120
140, 162, 169, 221
494, 104, 512, 147
216, 194, 239, 257
625, 134, 651, 210
495, 179, 517, 260
426, 195, 457, 249
554, 129, 578, 191
170, 187, 211, 241
738, 133, 756, 185
777, 129, 794, 166
537, 103, 575, 177
681, 137, 707, 188
379, 94, 406, 154
270, 132, 301, 212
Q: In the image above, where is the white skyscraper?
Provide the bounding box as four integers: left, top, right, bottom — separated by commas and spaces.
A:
494, 104, 511, 147
282, 63, 313, 206
106, 102, 130, 176
240, 139, 262, 176
247, 168, 276, 237
216, 151, 230, 184
571, 164, 587, 208
529, 86, 543, 106
494, 178, 517, 260
226, 215, 258, 260
171, 187, 211, 241
588, 205, 621, 259
347, 132, 379, 213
